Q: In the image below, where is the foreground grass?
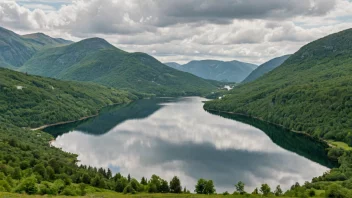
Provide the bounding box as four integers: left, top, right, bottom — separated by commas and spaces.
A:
0, 192, 300, 198
328, 140, 352, 150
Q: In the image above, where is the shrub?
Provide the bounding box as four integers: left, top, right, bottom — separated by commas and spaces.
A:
60, 185, 78, 196
0, 180, 11, 192
15, 176, 38, 194
39, 181, 58, 195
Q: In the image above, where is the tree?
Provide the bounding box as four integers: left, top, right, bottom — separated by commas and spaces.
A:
195, 178, 215, 194
15, 176, 38, 195
148, 174, 162, 193
81, 173, 91, 184
106, 168, 112, 179
274, 185, 283, 196
141, 177, 147, 185
260, 184, 271, 196
128, 174, 131, 182
115, 177, 128, 192
252, 188, 259, 195
235, 181, 245, 194
46, 166, 55, 180
12, 167, 22, 180
159, 179, 170, 193
170, 176, 182, 193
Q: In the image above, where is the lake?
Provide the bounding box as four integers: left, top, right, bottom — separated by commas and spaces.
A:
45, 97, 334, 193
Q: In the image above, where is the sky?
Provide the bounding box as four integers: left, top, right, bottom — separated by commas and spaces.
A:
1, 0, 352, 64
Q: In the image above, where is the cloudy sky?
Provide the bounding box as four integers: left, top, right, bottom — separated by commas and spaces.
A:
1, 0, 352, 64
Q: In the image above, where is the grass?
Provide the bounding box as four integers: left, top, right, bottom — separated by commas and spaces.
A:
327, 140, 352, 150
0, 192, 301, 198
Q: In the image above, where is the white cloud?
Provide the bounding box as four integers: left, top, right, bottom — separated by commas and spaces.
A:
0, 0, 351, 64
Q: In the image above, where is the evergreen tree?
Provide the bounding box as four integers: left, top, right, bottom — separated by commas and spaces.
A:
107, 168, 112, 179
170, 176, 182, 193
141, 177, 147, 185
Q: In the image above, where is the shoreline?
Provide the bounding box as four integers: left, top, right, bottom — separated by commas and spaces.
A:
31, 113, 98, 131
31, 101, 130, 131
204, 107, 333, 148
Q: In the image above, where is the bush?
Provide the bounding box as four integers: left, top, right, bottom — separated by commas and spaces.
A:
53, 179, 66, 194
15, 176, 38, 194
39, 181, 58, 195
325, 184, 350, 198
308, 189, 316, 197
60, 185, 78, 196
0, 180, 11, 192
123, 184, 136, 194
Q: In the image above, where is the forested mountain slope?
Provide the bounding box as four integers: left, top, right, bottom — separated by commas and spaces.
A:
20, 38, 220, 96
0, 27, 71, 69
242, 55, 291, 83
165, 60, 257, 82
205, 28, 352, 145
0, 68, 132, 128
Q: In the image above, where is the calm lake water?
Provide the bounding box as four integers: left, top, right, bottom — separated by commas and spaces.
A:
45, 97, 334, 193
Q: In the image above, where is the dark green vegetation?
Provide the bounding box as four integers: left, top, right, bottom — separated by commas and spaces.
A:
19, 38, 221, 96
205, 28, 352, 145
284, 150, 352, 198
165, 60, 257, 82
0, 68, 133, 128
242, 55, 291, 83
205, 28, 352, 197
0, 27, 71, 69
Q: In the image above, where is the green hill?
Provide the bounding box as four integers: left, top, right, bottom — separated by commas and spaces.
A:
0, 67, 133, 128
22, 32, 72, 46
165, 60, 257, 82
204, 28, 352, 145
20, 38, 220, 96
242, 55, 290, 83
0, 27, 71, 68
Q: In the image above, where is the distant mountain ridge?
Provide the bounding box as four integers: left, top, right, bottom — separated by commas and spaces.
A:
22, 32, 72, 46
0, 27, 72, 68
19, 37, 221, 96
165, 60, 257, 82
242, 55, 291, 83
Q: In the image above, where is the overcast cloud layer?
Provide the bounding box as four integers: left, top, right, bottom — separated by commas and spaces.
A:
1, 0, 352, 64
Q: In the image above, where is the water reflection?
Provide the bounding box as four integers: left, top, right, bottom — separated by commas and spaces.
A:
46, 97, 331, 193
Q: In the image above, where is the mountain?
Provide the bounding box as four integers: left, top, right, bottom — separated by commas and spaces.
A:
164, 62, 182, 69
22, 32, 72, 46
20, 38, 220, 96
0, 27, 71, 69
204, 28, 352, 145
242, 55, 291, 83
165, 60, 257, 82
0, 67, 132, 128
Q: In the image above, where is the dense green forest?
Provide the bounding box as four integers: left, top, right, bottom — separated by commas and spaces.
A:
205, 28, 352, 145
0, 68, 134, 128
19, 37, 222, 96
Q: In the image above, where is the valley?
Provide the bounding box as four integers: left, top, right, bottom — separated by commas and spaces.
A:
0, 8, 352, 197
